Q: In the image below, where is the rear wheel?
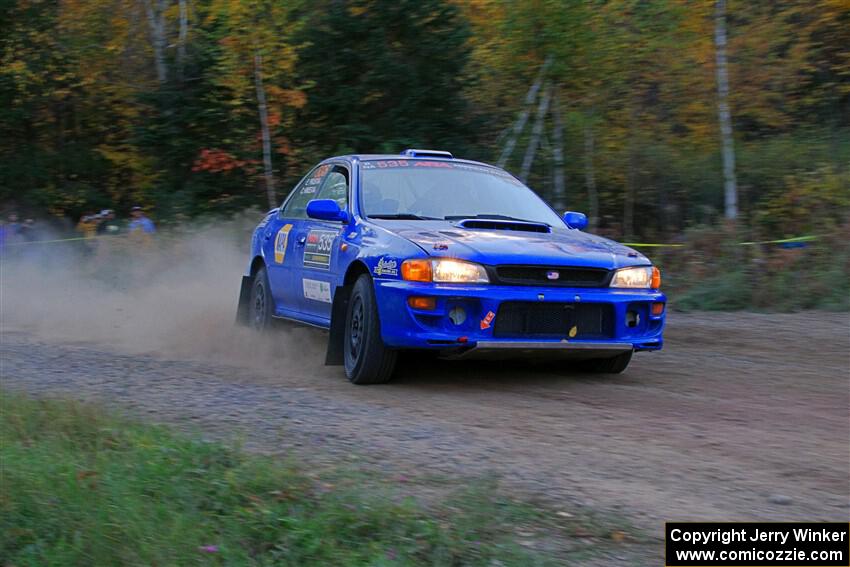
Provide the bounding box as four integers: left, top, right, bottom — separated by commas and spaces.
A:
344, 275, 397, 384
580, 350, 633, 373
249, 267, 273, 331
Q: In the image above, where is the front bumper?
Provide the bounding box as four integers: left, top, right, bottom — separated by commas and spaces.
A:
447, 340, 634, 360
373, 280, 665, 353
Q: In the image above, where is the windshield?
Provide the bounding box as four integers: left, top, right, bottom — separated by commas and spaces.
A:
360, 160, 563, 225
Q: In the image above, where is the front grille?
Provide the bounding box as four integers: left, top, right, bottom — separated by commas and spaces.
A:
493, 265, 611, 287
493, 302, 614, 339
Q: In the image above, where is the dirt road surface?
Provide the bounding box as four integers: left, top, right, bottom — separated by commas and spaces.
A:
4, 310, 848, 532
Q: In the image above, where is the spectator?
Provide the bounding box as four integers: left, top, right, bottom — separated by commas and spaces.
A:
96, 209, 120, 235
76, 214, 98, 239
127, 206, 155, 235
6, 213, 21, 244
19, 219, 38, 242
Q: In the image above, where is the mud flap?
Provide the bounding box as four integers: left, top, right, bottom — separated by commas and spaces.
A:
325, 285, 351, 365
235, 275, 252, 326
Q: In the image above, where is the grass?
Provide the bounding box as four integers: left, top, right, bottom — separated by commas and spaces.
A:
656, 223, 850, 312
0, 391, 638, 566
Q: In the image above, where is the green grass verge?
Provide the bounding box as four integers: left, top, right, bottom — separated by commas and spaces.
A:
0, 391, 636, 566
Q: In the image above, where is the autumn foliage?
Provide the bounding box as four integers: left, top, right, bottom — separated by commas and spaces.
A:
0, 0, 847, 241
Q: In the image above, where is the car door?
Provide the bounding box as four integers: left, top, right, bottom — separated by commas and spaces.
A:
264, 165, 329, 317
295, 164, 350, 323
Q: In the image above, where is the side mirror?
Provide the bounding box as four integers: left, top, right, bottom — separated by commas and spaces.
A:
306, 199, 349, 222
563, 211, 588, 230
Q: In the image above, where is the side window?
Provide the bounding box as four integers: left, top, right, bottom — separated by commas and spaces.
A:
316, 166, 349, 210
280, 164, 331, 219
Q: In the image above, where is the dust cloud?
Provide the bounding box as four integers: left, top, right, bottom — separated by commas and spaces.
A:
0, 216, 326, 373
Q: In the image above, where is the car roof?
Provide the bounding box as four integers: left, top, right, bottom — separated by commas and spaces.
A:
320, 153, 500, 171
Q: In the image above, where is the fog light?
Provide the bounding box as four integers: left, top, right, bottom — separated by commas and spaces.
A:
448, 306, 467, 325
408, 296, 436, 310
626, 310, 640, 328
651, 302, 665, 316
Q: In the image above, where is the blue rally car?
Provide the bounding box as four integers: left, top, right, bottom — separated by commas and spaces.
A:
236, 149, 665, 384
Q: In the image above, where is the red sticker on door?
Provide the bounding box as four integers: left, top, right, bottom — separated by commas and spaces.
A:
480, 311, 495, 330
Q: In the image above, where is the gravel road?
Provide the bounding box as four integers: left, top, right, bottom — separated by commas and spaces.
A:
3, 311, 849, 533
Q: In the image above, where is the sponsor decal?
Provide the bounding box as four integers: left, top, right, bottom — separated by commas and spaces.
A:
433, 242, 449, 250
302, 279, 332, 303
568, 325, 578, 338
303, 229, 337, 269
373, 257, 399, 277
413, 160, 452, 168
274, 224, 293, 264
361, 160, 522, 185
546, 270, 560, 280
480, 310, 495, 330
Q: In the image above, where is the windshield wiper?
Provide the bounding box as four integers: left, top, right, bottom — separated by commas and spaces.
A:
444, 214, 549, 226
368, 213, 440, 220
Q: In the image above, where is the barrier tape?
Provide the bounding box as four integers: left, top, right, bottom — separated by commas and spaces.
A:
738, 235, 818, 246
3, 233, 151, 247
3, 233, 820, 249
624, 235, 818, 248
4, 236, 101, 246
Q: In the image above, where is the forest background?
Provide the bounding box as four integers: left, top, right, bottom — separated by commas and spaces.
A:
2, 0, 848, 308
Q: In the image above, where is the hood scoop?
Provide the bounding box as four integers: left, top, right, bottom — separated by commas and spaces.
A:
457, 219, 551, 234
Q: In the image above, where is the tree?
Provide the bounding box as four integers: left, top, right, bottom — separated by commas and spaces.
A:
294, 0, 473, 158
206, 0, 303, 208
715, 0, 737, 221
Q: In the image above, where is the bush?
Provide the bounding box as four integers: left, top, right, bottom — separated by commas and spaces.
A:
658, 222, 850, 312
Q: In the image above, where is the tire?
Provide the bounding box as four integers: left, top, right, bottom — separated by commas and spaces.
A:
344, 275, 397, 384
249, 266, 273, 332
580, 350, 633, 374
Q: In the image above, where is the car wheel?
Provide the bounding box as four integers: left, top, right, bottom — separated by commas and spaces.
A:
249, 267, 272, 331
344, 274, 397, 384
580, 350, 633, 373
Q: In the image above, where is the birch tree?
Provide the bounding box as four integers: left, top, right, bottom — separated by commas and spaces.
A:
497, 56, 552, 168
207, 0, 302, 209
550, 93, 567, 212
177, 0, 189, 81
583, 117, 599, 230
142, 0, 169, 84
254, 51, 275, 208
714, 0, 738, 221
519, 82, 552, 182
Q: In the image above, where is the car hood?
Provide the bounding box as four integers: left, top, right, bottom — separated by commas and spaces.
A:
374, 220, 649, 269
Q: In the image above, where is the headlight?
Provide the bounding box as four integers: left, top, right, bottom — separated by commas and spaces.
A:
433, 259, 489, 283
610, 266, 661, 289
401, 259, 489, 283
